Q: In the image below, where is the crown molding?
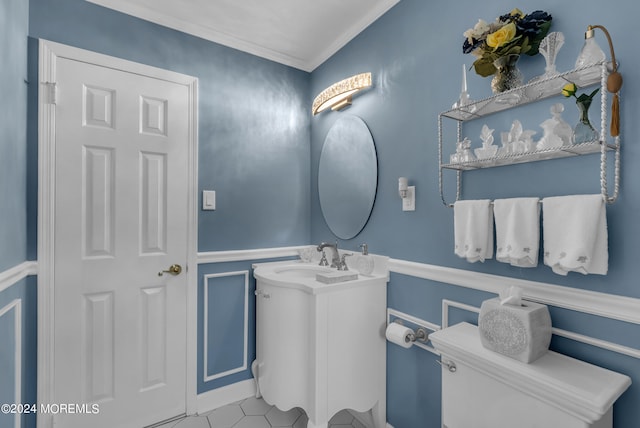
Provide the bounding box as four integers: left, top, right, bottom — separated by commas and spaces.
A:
86, 0, 400, 72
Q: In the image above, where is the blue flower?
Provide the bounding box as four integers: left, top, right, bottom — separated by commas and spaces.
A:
517, 10, 552, 54
463, 38, 482, 54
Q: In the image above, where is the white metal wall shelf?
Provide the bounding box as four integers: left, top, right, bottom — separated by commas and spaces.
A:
438, 62, 621, 208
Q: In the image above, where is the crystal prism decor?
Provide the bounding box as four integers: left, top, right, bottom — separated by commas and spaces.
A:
453, 64, 472, 108
540, 32, 564, 77
526, 32, 565, 98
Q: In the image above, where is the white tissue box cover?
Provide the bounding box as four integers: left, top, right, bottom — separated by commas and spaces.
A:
478, 298, 552, 363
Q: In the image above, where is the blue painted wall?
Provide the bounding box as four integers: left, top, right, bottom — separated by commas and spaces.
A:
29, 0, 311, 252
3, 0, 638, 427
197, 261, 257, 393
0, 1, 36, 426
310, 0, 639, 426
0, 0, 29, 271
26, 0, 311, 400
0, 278, 38, 428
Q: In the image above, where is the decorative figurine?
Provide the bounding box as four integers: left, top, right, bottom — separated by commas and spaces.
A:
498, 120, 537, 155
540, 32, 564, 76
451, 137, 475, 163
452, 64, 472, 109
498, 131, 512, 157
520, 130, 537, 152
537, 103, 572, 150
474, 125, 498, 159
526, 32, 566, 99
459, 137, 476, 162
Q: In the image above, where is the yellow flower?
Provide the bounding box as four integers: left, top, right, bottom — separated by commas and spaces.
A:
486, 22, 516, 49
561, 83, 577, 97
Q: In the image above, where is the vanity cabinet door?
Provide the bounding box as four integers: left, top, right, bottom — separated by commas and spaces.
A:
256, 282, 312, 410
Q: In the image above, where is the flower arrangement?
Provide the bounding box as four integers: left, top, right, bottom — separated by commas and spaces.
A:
463, 9, 553, 77
561, 82, 600, 143
561, 82, 599, 105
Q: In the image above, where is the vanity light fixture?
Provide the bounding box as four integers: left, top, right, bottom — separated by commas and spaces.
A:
312, 72, 372, 115
398, 177, 415, 212
580, 25, 622, 136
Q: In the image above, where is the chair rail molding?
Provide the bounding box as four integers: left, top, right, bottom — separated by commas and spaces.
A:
0, 261, 38, 293
197, 247, 640, 325
197, 246, 308, 264
389, 258, 640, 325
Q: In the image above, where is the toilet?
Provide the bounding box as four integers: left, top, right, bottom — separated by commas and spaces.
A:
430, 322, 631, 428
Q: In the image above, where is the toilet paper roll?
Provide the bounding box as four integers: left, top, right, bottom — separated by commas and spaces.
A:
385, 322, 414, 348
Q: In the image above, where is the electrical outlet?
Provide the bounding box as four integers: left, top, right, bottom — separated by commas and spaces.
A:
402, 186, 415, 211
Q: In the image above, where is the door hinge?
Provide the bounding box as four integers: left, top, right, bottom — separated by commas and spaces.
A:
42, 81, 57, 105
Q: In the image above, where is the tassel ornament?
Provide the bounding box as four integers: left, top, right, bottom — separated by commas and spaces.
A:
611, 93, 620, 137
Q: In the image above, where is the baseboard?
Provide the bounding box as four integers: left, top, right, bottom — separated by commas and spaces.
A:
348, 409, 393, 428
196, 379, 257, 415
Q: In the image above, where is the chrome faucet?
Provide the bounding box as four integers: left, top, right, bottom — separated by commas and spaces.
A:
317, 241, 340, 268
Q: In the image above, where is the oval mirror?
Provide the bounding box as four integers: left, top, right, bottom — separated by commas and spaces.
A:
318, 115, 377, 239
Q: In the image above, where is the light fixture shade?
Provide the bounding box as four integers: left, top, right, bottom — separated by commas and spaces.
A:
312, 72, 372, 115
398, 177, 408, 198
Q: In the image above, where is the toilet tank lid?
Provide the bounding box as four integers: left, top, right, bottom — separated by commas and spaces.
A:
430, 323, 632, 424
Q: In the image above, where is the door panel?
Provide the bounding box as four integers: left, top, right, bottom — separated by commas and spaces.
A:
53, 56, 190, 428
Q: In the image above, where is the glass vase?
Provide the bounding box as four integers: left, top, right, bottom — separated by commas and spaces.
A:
572, 98, 598, 144
491, 54, 523, 93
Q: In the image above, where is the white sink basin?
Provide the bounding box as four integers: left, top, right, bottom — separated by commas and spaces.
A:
272, 264, 333, 278
253, 260, 387, 294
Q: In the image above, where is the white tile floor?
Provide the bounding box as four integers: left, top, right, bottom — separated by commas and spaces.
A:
153, 397, 367, 428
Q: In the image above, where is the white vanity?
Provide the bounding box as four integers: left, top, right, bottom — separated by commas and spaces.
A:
253, 257, 389, 428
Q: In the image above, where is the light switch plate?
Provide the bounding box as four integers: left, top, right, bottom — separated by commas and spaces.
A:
203, 190, 216, 210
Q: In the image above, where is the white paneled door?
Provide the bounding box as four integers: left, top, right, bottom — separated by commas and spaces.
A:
51, 54, 191, 428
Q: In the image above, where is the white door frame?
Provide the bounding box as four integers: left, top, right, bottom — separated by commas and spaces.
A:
37, 39, 199, 428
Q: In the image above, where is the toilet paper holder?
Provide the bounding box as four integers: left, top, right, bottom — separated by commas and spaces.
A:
392, 320, 429, 343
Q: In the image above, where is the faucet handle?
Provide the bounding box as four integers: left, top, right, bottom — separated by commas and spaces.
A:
319, 251, 329, 266
338, 253, 352, 271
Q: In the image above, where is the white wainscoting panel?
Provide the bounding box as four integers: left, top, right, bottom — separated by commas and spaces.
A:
203, 271, 249, 382
0, 299, 22, 428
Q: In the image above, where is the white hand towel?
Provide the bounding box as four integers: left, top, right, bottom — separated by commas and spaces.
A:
454, 199, 493, 263
542, 194, 608, 275
494, 198, 540, 268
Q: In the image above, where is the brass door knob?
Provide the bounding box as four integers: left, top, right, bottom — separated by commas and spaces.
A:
158, 264, 182, 276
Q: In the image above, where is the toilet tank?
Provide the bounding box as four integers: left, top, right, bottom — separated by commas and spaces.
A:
430, 323, 631, 428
